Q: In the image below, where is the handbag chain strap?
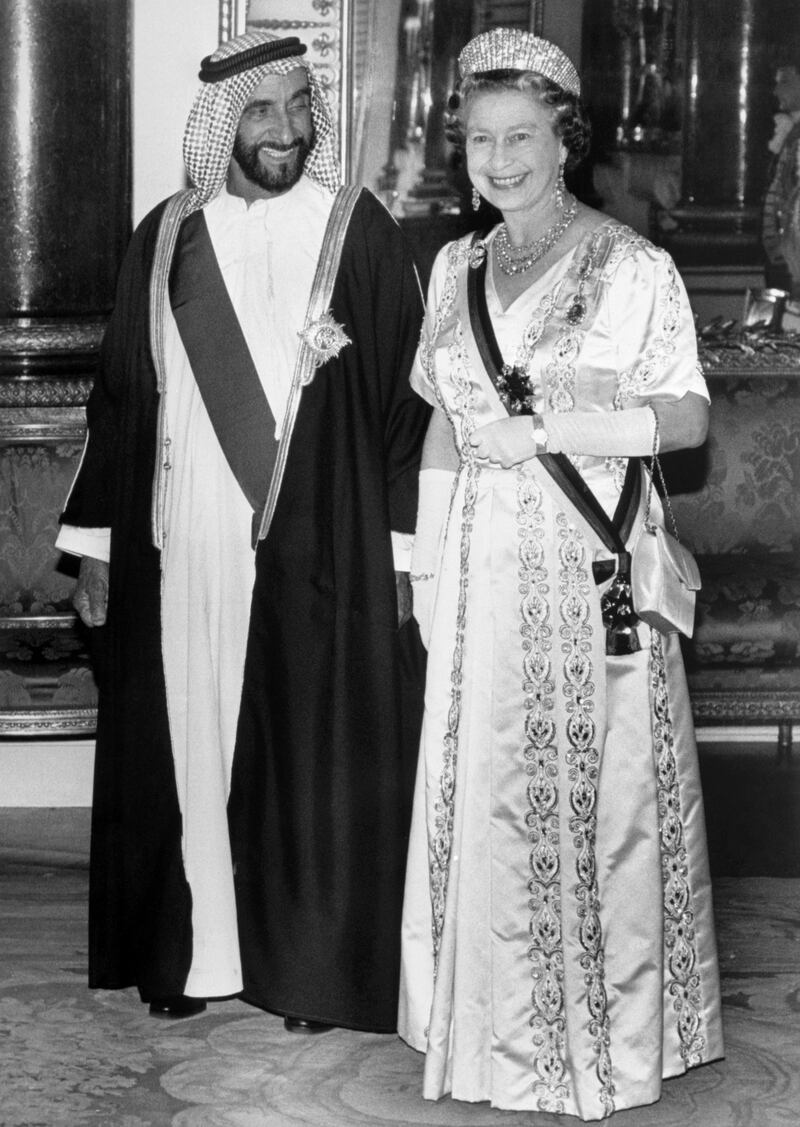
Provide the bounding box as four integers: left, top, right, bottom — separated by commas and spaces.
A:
644, 406, 681, 541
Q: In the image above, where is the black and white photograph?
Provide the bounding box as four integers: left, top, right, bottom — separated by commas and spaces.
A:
1, 2, 798, 1124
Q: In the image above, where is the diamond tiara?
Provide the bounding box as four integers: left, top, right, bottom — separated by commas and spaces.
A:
458, 28, 580, 97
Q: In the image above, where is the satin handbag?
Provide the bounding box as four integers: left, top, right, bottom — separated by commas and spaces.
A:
631, 521, 701, 636
631, 413, 701, 637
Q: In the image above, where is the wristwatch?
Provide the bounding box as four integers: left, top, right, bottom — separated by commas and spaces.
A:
531, 412, 549, 453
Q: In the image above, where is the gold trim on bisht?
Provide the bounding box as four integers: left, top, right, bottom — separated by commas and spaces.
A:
149, 189, 198, 550
255, 184, 362, 543
458, 28, 580, 96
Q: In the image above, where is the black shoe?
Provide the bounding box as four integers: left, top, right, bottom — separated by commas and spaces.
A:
148, 995, 207, 1018
283, 1015, 335, 1034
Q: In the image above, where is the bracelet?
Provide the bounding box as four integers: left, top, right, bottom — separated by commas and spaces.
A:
409, 572, 435, 583
531, 412, 549, 453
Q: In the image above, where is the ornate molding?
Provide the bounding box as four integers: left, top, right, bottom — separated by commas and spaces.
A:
0, 613, 78, 631
0, 379, 91, 409
691, 691, 800, 723
0, 708, 97, 737
700, 347, 800, 377
699, 324, 800, 376
253, 18, 326, 29
0, 419, 87, 443
0, 320, 105, 355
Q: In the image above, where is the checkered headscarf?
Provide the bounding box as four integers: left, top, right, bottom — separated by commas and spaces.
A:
182, 31, 342, 206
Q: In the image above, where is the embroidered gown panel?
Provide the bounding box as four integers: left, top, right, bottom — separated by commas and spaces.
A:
398, 222, 724, 1120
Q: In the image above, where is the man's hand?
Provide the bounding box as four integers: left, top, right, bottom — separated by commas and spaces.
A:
395, 570, 412, 628
469, 417, 539, 468
73, 556, 110, 627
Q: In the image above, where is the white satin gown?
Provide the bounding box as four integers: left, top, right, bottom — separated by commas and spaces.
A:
398, 220, 724, 1121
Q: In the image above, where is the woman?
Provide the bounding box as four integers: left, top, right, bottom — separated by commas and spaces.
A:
398, 28, 724, 1121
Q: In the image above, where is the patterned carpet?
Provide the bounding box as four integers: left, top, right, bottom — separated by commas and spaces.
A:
1, 861, 799, 1125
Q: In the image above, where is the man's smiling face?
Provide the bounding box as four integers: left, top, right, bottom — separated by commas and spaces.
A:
229, 68, 314, 199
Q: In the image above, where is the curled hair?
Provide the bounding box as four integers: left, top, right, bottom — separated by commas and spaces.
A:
445, 69, 591, 171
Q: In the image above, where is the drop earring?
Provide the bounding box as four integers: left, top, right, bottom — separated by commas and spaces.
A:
554, 156, 566, 210
472, 186, 481, 212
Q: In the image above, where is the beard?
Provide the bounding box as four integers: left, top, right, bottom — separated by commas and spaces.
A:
232, 131, 313, 194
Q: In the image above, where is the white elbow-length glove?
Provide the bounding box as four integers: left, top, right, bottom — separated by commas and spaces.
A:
410, 468, 456, 649
542, 406, 657, 456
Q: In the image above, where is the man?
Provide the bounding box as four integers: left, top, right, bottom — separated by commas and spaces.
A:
57, 31, 429, 1034
762, 63, 800, 295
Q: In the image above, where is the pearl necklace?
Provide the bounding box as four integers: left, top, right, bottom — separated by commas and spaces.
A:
494, 197, 578, 276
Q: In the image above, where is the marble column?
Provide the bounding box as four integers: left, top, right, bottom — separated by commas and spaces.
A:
665, 0, 800, 265
0, 0, 130, 377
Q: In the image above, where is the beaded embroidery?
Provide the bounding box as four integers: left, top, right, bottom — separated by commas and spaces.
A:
650, 631, 707, 1067
417, 237, 481, 972
557, 513, 616, 1118
518, 469, 570, 1112
616, 249, 684, 405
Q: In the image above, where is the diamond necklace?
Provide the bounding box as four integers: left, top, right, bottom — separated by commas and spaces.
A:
494, 197, 578, 276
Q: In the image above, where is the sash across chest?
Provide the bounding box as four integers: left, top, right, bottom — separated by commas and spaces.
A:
169, 210, 279, 519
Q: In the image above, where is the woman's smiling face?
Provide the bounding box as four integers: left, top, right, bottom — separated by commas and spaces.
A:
465, 86, 564, 219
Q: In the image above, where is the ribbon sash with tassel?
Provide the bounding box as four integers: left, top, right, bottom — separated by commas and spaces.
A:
466, 236, 642, 654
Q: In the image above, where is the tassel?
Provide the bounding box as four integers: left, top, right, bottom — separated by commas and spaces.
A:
600, 554, 641, 655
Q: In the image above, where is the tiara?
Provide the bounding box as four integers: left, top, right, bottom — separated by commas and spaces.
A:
458, 28, 580, 96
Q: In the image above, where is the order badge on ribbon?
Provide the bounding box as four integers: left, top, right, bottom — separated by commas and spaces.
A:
299, 311, 352, 383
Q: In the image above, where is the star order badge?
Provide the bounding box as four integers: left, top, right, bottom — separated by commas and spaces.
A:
299, 311, 352, 381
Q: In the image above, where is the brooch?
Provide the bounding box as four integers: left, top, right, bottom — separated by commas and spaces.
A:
468, 240, 487, 269
299, 310, 352, 373
566, 298, 586, 325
